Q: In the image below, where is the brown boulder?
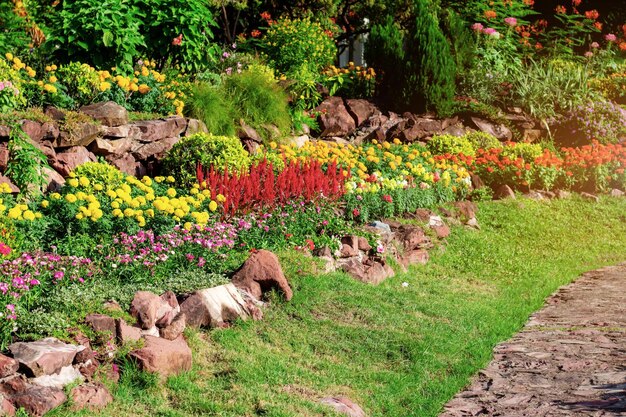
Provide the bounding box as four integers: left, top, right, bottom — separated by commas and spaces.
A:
0, 126, 9, 138
129, 291, 176, 330
20, 120, 43, 142
396, 225, 431, 251
10, 385, 66, 416
9, 338, 83, 377
131, 136, 179, 160
320, 396, 366, 417
399, 249, 429, 267
493, 184, 516, 200
316, 97, 357, 138
55, 123, 102, 148
159, 313, 186, 341
115, 319, 142, 344
70, 382, 112, 411
452, 201, 478, 221
0, 144, 8, 172
0, 393, 14, 416
53, 146, 97, 177
130, 335, 192, 378
79, 101, 128, 127
0, 176, 19, 194
105, 153, 136, 176
340, 244, 358, 258
132, 117, 187, 143
184, 118, 208, 137
231, 250, 292, 301
89, 136, 133, 156
345, 99, 377, 127
85, 314, 116, 338
357, 237, 371, 252
0, 356, 18, 379
0, 374, 27, 397
471, 117, 513, 141
180, 284, 254, 328
341, 257, 394, 285
101, 124, 140, 139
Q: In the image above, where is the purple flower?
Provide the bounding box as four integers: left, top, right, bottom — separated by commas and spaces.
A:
222, 51, 231, 58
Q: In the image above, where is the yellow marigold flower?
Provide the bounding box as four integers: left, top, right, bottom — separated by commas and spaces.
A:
112, 208, 122, 217
41, 200, 49, 208
208, 201, 218, 212
166, 176, 175, 183
130, 83, 139, 92
123, 208, 134, 217
183, 222, 192, 231
23, 210, 36, 221
6, 53, 13, 61
216, 194, 226, 203
94, 184, 103, 191
167, 188, 176, 197
65, 194, 77, 203
51, 193, 61, 200
68, 178, 79, 187
79, 177, 90, 187
75, 213, 84, 220
43, 84, 57, 94
49, 76, 57, 83
99, 82, 111, 92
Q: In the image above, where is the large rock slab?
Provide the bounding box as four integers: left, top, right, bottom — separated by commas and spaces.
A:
316, 97, 357, 138
31, 365, 84, 389
79, 101, 128, 127
131, 136, 179, 160
89, 136, 133, 156
52, 146, 97, 177
345, 99, 377, 127
129, 335, 192, 378
132, 117, 187, 143
10, 385, 66, 416
231, 250, 292, 301
129, 291, 179, 330
55, 123, 102, 148
180, 284, 254, 328
471, 117, 513, 141
9, 338, 83, 377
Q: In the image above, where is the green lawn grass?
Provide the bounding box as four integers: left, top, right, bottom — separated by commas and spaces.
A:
50, 196, 626, 417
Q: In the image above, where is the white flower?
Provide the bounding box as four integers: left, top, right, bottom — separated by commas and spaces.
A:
111, 263, 117, 269
402, 282, 409, 287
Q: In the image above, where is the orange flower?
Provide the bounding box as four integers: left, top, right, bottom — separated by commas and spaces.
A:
620, 42, 626, 51
484, 10, 497, 19
593, 21, 603, 31
584, 9, 599, 20
555, 5, 566, 14
251, 29, 261, 38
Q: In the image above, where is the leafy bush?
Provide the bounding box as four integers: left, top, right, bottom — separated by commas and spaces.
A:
138, 0, 217, 72
465, 131, 502, 150
5, 123, 49, 199
0, 4, 31, 56
258, 16, 337, 75
187, 82, 237, 136
428, 134, 476, 156
72, 162, 128, 191
46, 0, 146, 73
55, 62, 101, 108
163, 133, 250, 187
500, 142, 543, 162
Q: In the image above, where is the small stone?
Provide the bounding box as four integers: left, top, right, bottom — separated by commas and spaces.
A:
580, 192, 599, 202
493, 184, 516, 200
231, 250, 292, 301
31, 365, 84, 389
180, 284, 253, 329
130, 291, 174, 330
79, 101, 128, 127
85, 314, 116, 338
609, 188, 624, 197
357, 237, 372, 252
320, 396, 366, 417
70, 383, 113, 411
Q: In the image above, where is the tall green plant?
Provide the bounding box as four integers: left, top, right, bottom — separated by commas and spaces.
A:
407, 0, 457, 115
0, 3, 31, 56
5, 123, 49, 199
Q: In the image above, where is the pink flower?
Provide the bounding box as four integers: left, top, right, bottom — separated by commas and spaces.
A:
482, 28, 500, 38
198, 257, 206, 268
0, 243, 10, 256
584, 51, 593, 58
605, 33, 617, 42
471, 23, 484, 32
590, 41, 600, 48
504, 17, 517, 27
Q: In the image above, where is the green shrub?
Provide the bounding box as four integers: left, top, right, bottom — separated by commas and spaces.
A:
501, 142, 542, 162
364, 15, 406, 110
72, 162, 128, 191
0, 4, 30, 57
223, 69, 292, 140
55, 62, 101, 108
187, 83, 237, 136
407, 0, 457, 115
46, 0, 145, 73
258, 16, 337, 75
428, 134, 476, 156
162, 133, 250, 187
465, 131, 502, 150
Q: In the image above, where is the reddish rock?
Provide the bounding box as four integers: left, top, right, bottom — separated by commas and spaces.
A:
9, 338, 83, 377
85, 314, 116, 338
414, 209, 433, 223
41, 122, 60, 141
451, 201, 478, 221
0, 143, 8, 171
89, 136, 133, 156
0, 374, 27, 396
320, 396, 366, 417
184, 118, 208, 137
0, 393, 15, 416
231, 250, 293, 301
470, 173, 485, 189
105, 153, 136, 175
0, 176, 19, 194
131, 136, 179, 160
610, 188, 624, 197
340, 244, 358, 258
180, 284, 253, 328
130, 291, 175, 330
471, 117, 513, 141
20, 120, 43, 142
70, 383, 113, 411
397, 225, 431, 250
316, 97, 357, 138
0, 355, 18, 379
73, 346, 96, 366
130, 335, 192, 378
44, 107, 66, 121
53, 146, 97, 177
345, 99, 377, 127
41, 167, 65, 192
159, 313, 186, 341
341, 257, 394, 285
493, 184, 516, 200
10, 385, 66, 416
555, 189, 571, 199
581, 192, 599, 202
432, 224, 450, 239
0, 125, 9, 138
115, 319, 142, 344
400, 249, 429, 267
357, 237, 372, 252
55, 123, 102, 148
79, 101, 128, 127
132, 117, 187, 143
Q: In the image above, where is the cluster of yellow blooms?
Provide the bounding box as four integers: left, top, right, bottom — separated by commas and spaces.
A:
323, 63, 376, 80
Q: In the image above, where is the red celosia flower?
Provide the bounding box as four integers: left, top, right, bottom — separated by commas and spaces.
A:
352, 208, 360, 217
382, 194, 393, 203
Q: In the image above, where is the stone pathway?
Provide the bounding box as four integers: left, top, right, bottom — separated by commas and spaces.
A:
440, 263, 626, 417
